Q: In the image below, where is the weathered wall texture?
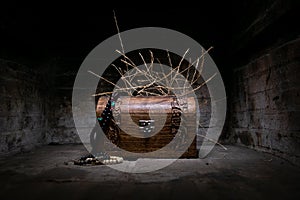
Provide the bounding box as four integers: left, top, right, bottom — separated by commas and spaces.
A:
0, 59, 81, 155
0, 59, 48, 154
228, 38, 300, 165
42, 59, 80, 144
46, 94, 80, 144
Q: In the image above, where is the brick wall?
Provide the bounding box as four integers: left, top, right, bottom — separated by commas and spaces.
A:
228, 38, 300, 165
0, 59, 48, 154
0, 58, 81, 155
39, 58, 81, 144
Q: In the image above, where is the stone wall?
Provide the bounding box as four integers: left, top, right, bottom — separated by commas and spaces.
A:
227, 38, 300, 165
46, 93, 80, 144
39, 58, 81, 144
0, 58, 82, 155
0, 59, 48, 154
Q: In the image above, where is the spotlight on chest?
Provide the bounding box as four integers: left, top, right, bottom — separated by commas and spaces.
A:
96, 95, 198, 158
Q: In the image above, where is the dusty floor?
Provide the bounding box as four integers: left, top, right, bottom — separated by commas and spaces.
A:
0, 144, 299, 200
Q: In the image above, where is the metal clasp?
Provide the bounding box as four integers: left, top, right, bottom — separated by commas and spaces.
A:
139, 119, 155, 134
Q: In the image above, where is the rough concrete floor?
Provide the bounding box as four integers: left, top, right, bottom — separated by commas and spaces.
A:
0, 144, 299, 200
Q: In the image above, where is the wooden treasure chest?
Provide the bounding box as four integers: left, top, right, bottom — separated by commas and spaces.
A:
96, 95, 198, 158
